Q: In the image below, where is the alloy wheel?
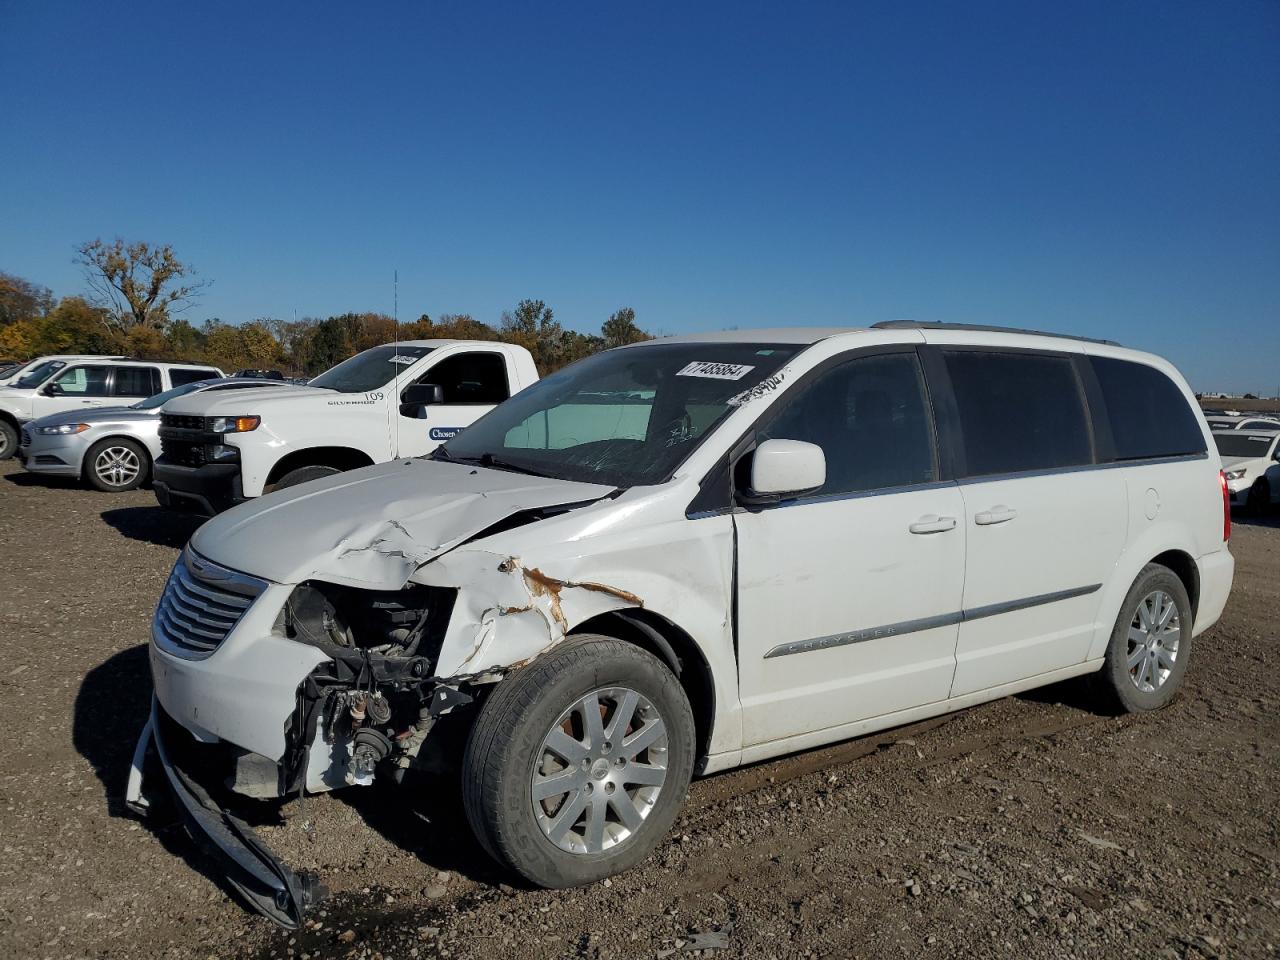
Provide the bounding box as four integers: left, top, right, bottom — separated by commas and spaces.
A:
95, 445, 142, 488
1126, 590, 1181, 693
531, 686, 669, 855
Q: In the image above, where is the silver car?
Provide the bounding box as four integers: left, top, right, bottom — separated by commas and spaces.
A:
20, 378, 288, 492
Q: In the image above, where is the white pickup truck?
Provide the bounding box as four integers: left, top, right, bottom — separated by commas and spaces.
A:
153, 339, 539, 514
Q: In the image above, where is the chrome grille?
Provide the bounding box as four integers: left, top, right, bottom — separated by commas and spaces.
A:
154, 549, 267, 658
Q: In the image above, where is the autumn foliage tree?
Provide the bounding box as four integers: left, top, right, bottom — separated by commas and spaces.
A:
602, 307, 650, 349
76, 238, 206, 332
1, 255, 658, 376
0, 272, 54, 328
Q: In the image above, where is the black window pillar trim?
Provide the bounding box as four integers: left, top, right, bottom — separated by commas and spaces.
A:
1074, 354, 1116, 463
916, 345, 965, 481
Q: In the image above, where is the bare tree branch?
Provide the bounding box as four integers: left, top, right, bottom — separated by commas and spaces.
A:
75, 238, 209, 331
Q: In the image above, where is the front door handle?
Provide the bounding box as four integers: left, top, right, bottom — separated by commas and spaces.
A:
974, 505, 1018, 525
909, 514, 957, 534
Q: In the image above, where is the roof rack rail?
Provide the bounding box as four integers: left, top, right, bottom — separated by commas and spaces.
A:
871, 320, 1120, 347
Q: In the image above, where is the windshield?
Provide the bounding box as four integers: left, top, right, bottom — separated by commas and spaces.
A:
14, 360, 67, 388
310, 345, 435, 393
437, 341, 800, 487
1215, 433, 1278, 458
133, 379, 216, 410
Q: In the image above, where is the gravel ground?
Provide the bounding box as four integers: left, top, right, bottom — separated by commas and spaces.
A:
0, 458, 1277, 960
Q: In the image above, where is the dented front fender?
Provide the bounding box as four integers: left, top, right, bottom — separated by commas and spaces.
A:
412, 550, 648, 676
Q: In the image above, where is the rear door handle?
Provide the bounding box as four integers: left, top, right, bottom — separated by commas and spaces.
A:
974, 505, 1017, 525
909, 514, 957, 534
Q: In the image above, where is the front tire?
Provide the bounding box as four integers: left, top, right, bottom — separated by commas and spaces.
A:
0, 420, 17, 460
273, 464, 341, 490
462, 635, 695, 888
85, 438, 149, 491
1095, 563, 1193, 713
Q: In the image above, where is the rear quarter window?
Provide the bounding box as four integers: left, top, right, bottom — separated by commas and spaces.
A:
170, 368, 222, 387
1090, 357, 1206, 460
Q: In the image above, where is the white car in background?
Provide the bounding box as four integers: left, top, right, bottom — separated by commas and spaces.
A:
1204, 414, 1280, 431
20, 378, 290, 491
1214, 429, 1280, 514
0, 353, 126, 388
0, 358, 223, 460
152, 339, 539, 514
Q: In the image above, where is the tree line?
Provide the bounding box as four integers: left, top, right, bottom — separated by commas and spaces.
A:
0, 239, 653, 376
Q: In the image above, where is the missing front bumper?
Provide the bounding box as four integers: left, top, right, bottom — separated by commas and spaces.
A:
129, 697, 326, 928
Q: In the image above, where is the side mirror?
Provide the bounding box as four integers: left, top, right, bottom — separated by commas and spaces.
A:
399, 382, 444, 418
41, 382, 62, 397
739, 439, 826, 504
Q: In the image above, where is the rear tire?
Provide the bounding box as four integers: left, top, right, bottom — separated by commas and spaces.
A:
0, 420, 17, 460
85, 438, 150, 492
1095, 563, 1193, 713
273, 464, 341, 490
462, 635, 695, 888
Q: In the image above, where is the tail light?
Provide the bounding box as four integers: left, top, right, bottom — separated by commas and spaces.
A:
1220, 470, 1231, 542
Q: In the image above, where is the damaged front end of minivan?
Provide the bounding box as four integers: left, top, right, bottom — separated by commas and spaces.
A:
127, 491, 652, 928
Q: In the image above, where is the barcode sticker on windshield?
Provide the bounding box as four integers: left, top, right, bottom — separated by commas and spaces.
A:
388, 355, 419, 364
676, 361, 755, 380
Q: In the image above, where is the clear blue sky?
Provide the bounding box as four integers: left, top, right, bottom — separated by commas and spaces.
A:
2, 1, 1277, 393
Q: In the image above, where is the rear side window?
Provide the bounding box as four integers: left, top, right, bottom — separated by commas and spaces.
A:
757, 351, 936, 496
112, 365, 162, 397
944, 350, 1092, 476
1090, 357, 1206, 460
169, 368, 221, 387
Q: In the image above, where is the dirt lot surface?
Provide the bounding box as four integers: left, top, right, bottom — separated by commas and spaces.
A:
1, 458, 1277, 960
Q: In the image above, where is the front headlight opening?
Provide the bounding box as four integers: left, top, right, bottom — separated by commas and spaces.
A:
37, 423, 89, 435
209, 415, 261, 433
1224, 469, 1247, 481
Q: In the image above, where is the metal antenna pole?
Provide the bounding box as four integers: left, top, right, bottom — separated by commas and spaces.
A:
392, 270, 401, 457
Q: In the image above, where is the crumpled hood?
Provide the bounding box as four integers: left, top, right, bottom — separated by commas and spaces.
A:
190, 458, 614, 587
32, 406, 151, 428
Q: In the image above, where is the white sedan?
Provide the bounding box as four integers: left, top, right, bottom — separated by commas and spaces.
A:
1215, 429, 1280, 513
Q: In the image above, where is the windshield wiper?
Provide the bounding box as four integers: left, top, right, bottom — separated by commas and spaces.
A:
431, 448, 557, 479
478, 454, 559, 478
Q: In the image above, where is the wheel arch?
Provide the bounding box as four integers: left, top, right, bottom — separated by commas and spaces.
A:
1088, 521, 1206, 662
265, 446, 375, 486
1150, 548, 1200, 620
570, 608, 717, 772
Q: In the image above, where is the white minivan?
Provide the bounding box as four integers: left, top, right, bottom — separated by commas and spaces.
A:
128, 323, 1233, 927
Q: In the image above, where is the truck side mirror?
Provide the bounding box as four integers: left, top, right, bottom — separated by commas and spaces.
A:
41, 382, 62, 397
400, 382, 444, 418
